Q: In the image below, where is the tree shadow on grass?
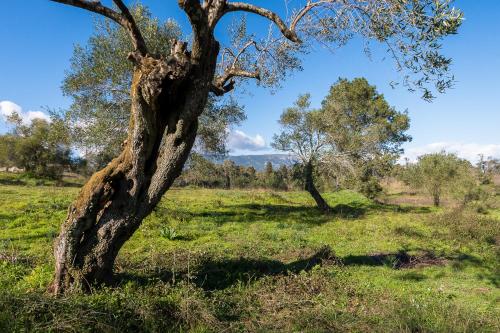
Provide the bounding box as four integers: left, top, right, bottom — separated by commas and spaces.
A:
157, 201, 431, 229
451, 252, 499, 288
192, 249, 500, 289
117, 246, 339, 291
343, 249, 499, 286
0, 232, 55, 243
342, 250, 448, 270
189, 202, 367, 226
193, 246, 341, 290
373, 202, 433, 214
118, 246, 487, 292
0, 179, 25, 186
57, 180, 85, 188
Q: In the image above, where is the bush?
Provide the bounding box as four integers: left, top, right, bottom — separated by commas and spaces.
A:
429, 208, 499, 245
358, 176, 383, 199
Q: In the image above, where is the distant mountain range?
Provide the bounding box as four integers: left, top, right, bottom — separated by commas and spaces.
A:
206, 154, 297, 171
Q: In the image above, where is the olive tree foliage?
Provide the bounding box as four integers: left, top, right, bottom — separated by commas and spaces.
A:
62, 5, 179, 160
273, 79, 410, 210
62, 4, 245, 170
212, 0, 463, 100
272, 94, 331, 211
321, 78, 411, 198
401, 152, 475, 206
47, 0, 462, 294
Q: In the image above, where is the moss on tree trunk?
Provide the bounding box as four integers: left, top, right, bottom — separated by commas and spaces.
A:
51, 39, 219, 294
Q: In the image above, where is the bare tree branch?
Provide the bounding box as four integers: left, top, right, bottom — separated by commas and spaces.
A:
211, 40, 261, 95
290, 0, 334, 32
221, 1, 335, 43
178, 0, 209, 48
223, 2, 300, 42
111, 0, 148, 55
50, 0, 148, 56
210, 68, 260, 96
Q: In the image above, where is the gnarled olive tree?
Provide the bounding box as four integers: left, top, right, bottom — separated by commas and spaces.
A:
49, 0, 462, 293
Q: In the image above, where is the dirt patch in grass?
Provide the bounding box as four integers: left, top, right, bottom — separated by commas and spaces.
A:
392, 251, 448, 269
343, 250, 448, 269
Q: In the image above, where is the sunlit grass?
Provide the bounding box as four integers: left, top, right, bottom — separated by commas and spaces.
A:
0, 181, 499, 332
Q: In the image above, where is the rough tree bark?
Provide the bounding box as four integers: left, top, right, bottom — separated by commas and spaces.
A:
49, 0, 224, 294
304, 161, 331, 213
51, 39, 219, 293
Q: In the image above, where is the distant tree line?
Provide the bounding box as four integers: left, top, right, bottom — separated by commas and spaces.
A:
176, 154, 297, 191
0, 114, 82, 180
175, 151, 395, 194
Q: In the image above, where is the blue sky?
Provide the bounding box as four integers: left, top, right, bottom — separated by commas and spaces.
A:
0, 0, 499, 161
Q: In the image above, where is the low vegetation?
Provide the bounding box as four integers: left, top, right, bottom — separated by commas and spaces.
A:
400, 152, 479, 207
0, 174, 498, 332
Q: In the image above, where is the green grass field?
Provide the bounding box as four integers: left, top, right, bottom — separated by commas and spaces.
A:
0, 178, 498, 332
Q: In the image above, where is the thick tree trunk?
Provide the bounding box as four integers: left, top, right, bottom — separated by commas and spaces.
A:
304, 161, 331, 213
50, 39, 219, 294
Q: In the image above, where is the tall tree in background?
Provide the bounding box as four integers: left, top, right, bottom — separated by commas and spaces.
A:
48, 0, 462, 293
321, 78, 411, 198
273, 81, 410, 210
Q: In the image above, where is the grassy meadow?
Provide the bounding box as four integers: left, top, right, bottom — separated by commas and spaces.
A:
0, 173, 498, 332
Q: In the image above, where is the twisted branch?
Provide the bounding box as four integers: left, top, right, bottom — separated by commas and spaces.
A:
50, 0, 148, 56
221, 1, 336, 43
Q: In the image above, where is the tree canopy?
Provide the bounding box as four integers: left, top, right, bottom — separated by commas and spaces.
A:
273, 78, 411, 207
321, 78, 411, 197
62, 4, 245, 168
402, 152, 475, 206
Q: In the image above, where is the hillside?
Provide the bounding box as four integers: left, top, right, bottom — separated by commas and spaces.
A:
206, 154, 297, 170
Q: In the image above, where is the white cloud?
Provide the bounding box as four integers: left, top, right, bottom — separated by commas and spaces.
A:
0, 100, 51, 125
227, 130, 267, 152
402, 142, 500, 163
0, 101, 22, 117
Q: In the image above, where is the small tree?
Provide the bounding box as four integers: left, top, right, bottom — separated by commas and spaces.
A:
264, 162, 273, 177
4, 115, 72, 180
0, 135, 18, 169
477, 155, 500, 185
272, 94, 331, 211
222, 159, 237, 189
402, 152, 473, 206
